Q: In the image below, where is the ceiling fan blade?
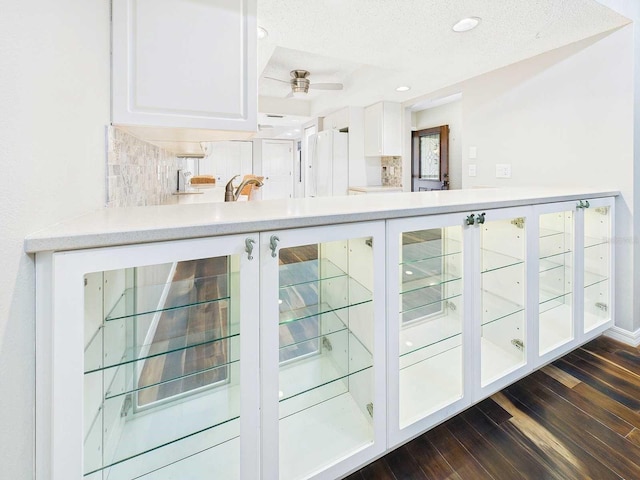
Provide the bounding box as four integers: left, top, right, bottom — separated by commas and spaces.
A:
310, 83, 343, 90
264, 76, 291, 84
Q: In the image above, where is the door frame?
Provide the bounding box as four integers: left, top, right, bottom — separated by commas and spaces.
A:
411, 125, 449, 191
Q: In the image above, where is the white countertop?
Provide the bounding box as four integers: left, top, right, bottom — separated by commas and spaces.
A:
24, 187, 618, 253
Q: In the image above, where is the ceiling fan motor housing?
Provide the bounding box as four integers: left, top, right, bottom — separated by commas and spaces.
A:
290, 70, 311, 93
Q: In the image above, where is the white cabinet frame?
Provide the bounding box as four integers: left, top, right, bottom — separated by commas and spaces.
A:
36, 235, 261, 480
386, 213, 473, 448
259, 221, 387, 480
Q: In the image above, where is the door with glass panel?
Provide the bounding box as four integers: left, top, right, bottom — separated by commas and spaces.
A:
52, 235, 259, 480
260, 221, 386, 480
473, 206, 531, 398
537, 202, 576, 361
579, 197, 614, 334
386, 214, 471, 447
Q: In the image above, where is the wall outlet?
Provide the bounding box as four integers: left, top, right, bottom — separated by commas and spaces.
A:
495, 163, 511, 178
468, 164, 477, 177
469, 146, 477, 159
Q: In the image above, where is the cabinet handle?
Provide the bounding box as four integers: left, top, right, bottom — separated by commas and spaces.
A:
245, 238, 255, 260
465, 213, 476, 226
269, 235, 280, 258
577, 200, 590, 209
476, 212, 486, 224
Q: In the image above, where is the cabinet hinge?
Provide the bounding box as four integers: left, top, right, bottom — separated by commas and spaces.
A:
446, 301, 457, 312
365, 238, 373, 248
510, 218, 526, 229
594, 207, 609, 216
120, 394, 133, 418
322, 336, 333, 351
366, 402, 374, 418
595, 302, 608, 312
511, 339, 525, 351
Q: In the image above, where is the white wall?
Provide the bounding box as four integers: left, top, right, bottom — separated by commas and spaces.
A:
413, 100, 463, 190
0, 1, 110, 478
596, 0, 640, 336
459, 27, 635, 332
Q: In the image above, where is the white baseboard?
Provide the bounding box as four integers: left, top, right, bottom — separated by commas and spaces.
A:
604, 326, 640, 347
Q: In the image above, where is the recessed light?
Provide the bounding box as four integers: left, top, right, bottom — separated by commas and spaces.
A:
257, 26, 269, 39
452, 17, 481, 33
405, 341, 414, 347
405, 270, 413, 275
396, 86, 411, 92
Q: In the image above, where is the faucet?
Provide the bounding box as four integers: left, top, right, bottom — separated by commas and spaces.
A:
225, 175, 264, 202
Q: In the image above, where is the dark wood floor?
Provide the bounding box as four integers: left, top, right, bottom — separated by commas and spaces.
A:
348, 336, 640, 480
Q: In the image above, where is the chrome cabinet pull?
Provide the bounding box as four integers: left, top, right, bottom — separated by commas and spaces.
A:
269, 235, 280, 258
245, 238, 255, 260
577, 200, 590, 209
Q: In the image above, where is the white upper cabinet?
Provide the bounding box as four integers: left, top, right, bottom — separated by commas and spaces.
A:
112, 0, 257, 132
364, 102, 402, 157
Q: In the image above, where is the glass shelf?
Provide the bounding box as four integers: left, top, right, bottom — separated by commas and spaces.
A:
85, 383, 241, 476
481, 249, 523, 273
106, 272, 232, 322
399, 315, 462, 360
401, 238, 462, 264
539, 289, 572, 314
279, 277, 372, 325
279, 258, 346, 288
100, 354, 239, 402
279, 310, 347, 352
278, 330, 372, 404
539, 227, 568, 239
400, 269, 462, 295
401, 288, 462, 316
585, 235, 609, 249
539, 252, 572, 274
399, 343, 462, 428
481, 290, 524, 326
85, 300, 239, 373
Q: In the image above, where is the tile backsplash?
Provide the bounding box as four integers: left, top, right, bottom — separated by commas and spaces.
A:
381, 156, 402, 187
106, 127, 176, 207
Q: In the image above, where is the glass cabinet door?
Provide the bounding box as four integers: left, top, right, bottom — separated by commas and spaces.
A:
72, 236, 259, 480
387, 217, 465, 444
261, 223, 385, 480
583, 201, 613, 333
539, 209, 574, 354
478, 211, 527, 387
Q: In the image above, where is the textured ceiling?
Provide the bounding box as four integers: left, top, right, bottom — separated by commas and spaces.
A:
257, 0, 630, 117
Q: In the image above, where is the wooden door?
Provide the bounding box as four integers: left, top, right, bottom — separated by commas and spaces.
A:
411, 125, 449, 191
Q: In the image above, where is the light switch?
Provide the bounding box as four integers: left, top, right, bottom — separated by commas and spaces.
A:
495, 164, 512, 178
468, 164, 477, 177
469, 146, 477, 159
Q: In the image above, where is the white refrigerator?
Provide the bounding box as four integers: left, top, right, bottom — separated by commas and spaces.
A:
306, 130, 348, 197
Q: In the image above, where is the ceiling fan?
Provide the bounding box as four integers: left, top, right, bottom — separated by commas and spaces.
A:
264, 69, 343, 98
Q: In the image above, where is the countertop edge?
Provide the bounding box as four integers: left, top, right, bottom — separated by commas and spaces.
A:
24, 189, 620, 254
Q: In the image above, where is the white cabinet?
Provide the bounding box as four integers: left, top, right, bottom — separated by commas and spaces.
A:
112, 0, 257, 132
322, 108, 349, 131
364, 102, 402, 157
37, 222, 386, 480
259, 222, 386, 479
34, 195, 614, 479
533, 197, 614, 366
385, 198, 614, 447
40, 235, 260, 480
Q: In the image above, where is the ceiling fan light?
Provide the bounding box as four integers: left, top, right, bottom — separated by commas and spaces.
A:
291, 90, 307, 99
452, 17, 481, 32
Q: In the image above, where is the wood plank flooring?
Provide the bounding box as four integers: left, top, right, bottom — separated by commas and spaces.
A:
347, 336, 640, 480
